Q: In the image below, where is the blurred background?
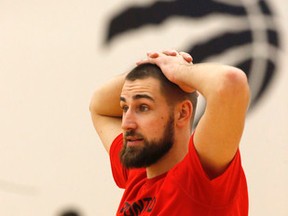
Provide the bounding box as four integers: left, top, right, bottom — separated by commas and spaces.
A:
0, 0, 287, 215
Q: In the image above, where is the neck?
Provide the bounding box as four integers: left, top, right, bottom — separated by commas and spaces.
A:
146, 134, 190, 179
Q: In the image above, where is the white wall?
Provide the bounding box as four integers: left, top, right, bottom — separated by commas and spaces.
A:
0, 0, 287, 215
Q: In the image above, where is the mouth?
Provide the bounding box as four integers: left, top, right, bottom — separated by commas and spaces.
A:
125, 136, 144, 147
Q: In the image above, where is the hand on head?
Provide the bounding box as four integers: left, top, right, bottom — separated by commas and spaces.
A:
137, 49, 193, 65
136, 49, 195, 93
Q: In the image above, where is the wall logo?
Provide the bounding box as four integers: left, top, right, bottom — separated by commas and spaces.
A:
104, 0, 281, 125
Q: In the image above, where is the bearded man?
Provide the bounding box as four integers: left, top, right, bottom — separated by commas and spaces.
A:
90, 50, 250, 215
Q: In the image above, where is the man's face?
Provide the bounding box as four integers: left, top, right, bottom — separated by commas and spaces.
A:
120, 77, 175, 168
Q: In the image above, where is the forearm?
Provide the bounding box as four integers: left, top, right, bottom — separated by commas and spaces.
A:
137, 50, 250, 178
139, 51, 249, 101
175, 63, 249, 102
89, 73, 126, 117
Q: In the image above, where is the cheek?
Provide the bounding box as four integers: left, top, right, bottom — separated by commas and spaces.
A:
142, 115, 168, 136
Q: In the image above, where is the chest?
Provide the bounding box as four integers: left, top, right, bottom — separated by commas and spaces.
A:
117, 172, 193, 216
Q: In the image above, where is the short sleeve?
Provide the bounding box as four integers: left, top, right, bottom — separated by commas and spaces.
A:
109, 133, 129, 189
172, 134, 248, 208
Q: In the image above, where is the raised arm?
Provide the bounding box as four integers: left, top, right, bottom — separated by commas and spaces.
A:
138, 51, 250, 178
90, 52, 192, 154
89, 73, 126, 152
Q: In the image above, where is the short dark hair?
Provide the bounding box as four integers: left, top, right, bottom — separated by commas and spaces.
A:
126, 63, 198, 127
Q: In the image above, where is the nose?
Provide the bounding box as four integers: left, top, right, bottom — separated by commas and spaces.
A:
121, 109, 137, 131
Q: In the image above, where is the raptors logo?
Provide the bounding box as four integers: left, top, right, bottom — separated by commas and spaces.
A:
104, 0, 281, 126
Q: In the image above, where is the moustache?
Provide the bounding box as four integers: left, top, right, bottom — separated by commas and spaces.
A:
124, 130, 144, 139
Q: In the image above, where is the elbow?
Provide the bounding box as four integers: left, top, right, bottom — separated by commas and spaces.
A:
218, 67, 250, 103
225, 67, 249, 89
89, 99, 94, 114
89, 91, 99, 114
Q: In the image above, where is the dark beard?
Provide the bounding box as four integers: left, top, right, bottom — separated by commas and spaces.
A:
120, 115, 174, 168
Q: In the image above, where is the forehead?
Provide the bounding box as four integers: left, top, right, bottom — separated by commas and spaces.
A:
121, 77, 163, 100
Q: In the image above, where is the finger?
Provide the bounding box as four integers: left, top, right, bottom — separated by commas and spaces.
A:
136, 57, 157, 65
179, 52, 193, 63
147, 51, 159, 58
136, 58, 149, 65
137, 51, 159, 65
162, 49, 178, 56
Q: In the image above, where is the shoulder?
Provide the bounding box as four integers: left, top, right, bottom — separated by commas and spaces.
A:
109, 133, 127, 188
169, 136, 247, 206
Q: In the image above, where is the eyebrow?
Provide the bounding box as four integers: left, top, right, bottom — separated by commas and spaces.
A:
120, 94, 155, 102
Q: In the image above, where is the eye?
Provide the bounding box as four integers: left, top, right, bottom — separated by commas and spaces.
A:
121, 105, 129, 113
139, 104, 149, 112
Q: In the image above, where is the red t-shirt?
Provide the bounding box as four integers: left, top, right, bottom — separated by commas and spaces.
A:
110, 133, 248, 216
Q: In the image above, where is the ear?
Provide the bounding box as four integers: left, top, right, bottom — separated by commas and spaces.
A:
175, 100, 193, 128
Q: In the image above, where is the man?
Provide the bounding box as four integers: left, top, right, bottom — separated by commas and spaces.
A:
90, 50, 250, 215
